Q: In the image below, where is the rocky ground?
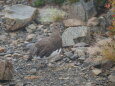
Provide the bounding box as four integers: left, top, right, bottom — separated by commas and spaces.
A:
0, 0, 115, 86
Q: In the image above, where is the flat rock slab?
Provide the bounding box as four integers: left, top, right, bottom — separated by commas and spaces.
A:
4, 4, 37, 31
0, 59, 14, 80
62, 26, 90, 47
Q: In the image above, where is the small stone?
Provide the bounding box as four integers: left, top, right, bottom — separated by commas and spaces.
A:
0, 60, 14, 80
23, 55, 29, 59
69, 54, 78, 60
9, 32, 17, 38
28, 68, 37, 74
15, 82, 23, 86
87, 17, 99, 26
12, 53, 22, 57
26, 24, 37, 33
26, 34, 35, 41
0, 47, 5, 53
108, 75, 115, 82
92, 68, 102, 75
26, 43, 34, 50
74, 47, 87, 58
64, 51, 73, 57
5, 54, 12, 57
0, 35, 7, 41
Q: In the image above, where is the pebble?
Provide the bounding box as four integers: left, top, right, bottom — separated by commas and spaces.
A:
26, 34, 35, 41
92, 68, 102, 75
26, 24, 37, 33
28, 68, 37, 74
69, 54, 78, 60
5, 54, 12, 57
64, 51, 73, 57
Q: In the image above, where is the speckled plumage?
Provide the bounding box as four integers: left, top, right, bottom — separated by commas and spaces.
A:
27, 29, 62, 61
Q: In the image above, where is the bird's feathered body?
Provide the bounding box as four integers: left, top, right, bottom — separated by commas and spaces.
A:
28, 29, 62, 61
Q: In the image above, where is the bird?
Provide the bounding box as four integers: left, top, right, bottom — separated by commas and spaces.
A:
27, 27, 62, 61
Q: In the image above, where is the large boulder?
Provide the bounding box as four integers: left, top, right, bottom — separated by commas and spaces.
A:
0, 59, 14, 80
62, 26, 91, 47
4, 4, 37, 31
66, 0, 97, 21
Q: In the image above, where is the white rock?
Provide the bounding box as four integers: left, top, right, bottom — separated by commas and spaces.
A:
92, 68, 102, 75
4, 4, 37, 31
62, 26, 90, 46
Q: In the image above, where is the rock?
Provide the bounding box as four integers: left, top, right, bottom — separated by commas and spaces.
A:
26, 24, 37, 33
62, 26, 90, 46
15, 82, 23, 86
69, 54, 78, 60
63, 19, 85, 27
92, 68, 102, 75
0, 35, 7, 41
4, 4, 37, 31
26, 34, 35, 41
64, 51, 73, 57
0, 59, 14, 80
0, 47, 5, 53
74, 47, 87, 60
39, 8, 66, 23
98, 11, 112, 32
25, 43, 34, 50
67, 0, 97, 21
108, 75, 115, 82
28, 68, 37, 74
87, 17, 99, 26
74, 42, 88, 47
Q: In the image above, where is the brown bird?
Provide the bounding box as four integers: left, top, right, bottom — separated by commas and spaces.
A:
27, 28, 62, 61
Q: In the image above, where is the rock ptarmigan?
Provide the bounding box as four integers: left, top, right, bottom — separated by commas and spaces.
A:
27, 28, 62, 61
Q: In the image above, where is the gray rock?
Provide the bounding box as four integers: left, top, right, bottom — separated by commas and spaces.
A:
74, 47, 87, 60
74, 42, 88, 47
4, 4, 37, 31
69, 54, 78, 60
26, 34, 36, 41
108, 75, 115, 82
15, 82, 23, 86
26, 24, 37, 33
0, 60, 14, 80
67, 0, 97, 21
64, 51, 73, 57
28, 68, 37, 74
62, 26, 90, 46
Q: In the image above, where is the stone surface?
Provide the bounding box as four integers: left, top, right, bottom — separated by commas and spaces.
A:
0, 60, 14, 80
26, 24, 37, 33
62, 26, 90, 46
87, 17, 99, 26
67, 0, 97, 21
92, 68, 102, 75
4, 4, 37, 31
26, 34, 36, 41
108, 75, 115, 82
63, 19, 85, 27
